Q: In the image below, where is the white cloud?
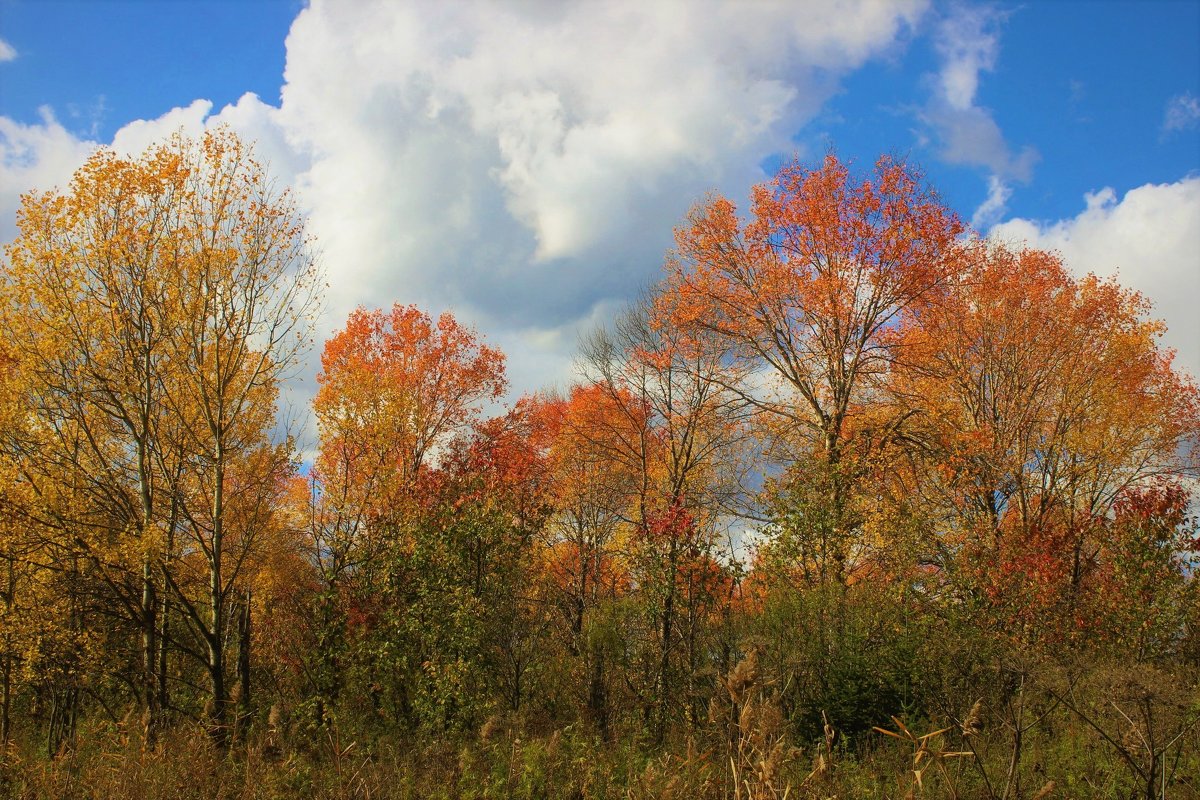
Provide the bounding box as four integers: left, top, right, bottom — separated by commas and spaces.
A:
971, 174, 1011, 230
0, 39, 16, 63
1, 0, 930, 441
935, 4, 997, 111
1163, 92, 1200, 133
109, 98, 215, 156
279, 0, 924, 318
0, 108, 99, 244
272, 0, 926, 381
923, 4, 1036, 229
990, 177, 1200, 382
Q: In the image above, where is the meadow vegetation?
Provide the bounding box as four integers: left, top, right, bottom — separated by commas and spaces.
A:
0, 131, 1197, 798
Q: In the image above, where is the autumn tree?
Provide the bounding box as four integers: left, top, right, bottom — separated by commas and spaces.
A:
307, 304, 505, 726
1, 142, 199, 741
313, 304, 506, 522
579, 298, 749, 742
887, 242, 1200, 640
1, 128, 319, 744
155, 130, 320, 734
535, 385, 634, 735
658, 153, 966, 585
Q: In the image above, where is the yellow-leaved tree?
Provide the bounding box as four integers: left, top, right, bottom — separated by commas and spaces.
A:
1, 128, 320, 745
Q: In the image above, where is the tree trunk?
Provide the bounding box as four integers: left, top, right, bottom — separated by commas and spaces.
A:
655, 543, 677, 746
207, 628, 226, 743
207, 448, 228, 744
587, 651, 609, 740
141, 558, 160, 746
2, 555, 13, 745
236, 589, 252, 730
1, 654, 11, 746
158, 597, 170, 712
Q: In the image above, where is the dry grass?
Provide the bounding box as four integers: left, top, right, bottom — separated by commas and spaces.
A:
2, 655, 1197, 800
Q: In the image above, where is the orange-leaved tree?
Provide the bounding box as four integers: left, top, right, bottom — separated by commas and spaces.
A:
579, 297, 749, 742
887, 241, 1200, 641
657, 153, 967, 585
306, 304, 505, 723
313, 304, 506, 524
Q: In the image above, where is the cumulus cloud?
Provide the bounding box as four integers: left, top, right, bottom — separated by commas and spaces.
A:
1, 0, 930, 445
278, 0, 925, 329
108, 98, 214, 155
0, 108, 99, 243
923, 4, 1036, 228
990, 177, 1200, 381
971, 173, 1012, 230
0, 39, 16, 62
269, 0, 928, 400
1163, 92, 1200, 133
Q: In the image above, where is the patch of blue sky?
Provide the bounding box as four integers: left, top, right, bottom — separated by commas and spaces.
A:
799, 1, 1200, 227
984, 1, 1200, 216
1, 0, 1197, 411
0, 0, 300, 140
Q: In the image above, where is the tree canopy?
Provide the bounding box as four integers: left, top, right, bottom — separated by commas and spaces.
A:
1, 140, 1197, 799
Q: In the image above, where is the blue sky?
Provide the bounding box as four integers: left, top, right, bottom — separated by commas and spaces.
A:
0, 1, 298, 130
821, 1, 1200, 221
2, 0, 1198, 420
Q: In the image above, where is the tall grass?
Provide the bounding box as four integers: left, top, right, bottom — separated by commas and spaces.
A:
2, 658, 1196, 799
